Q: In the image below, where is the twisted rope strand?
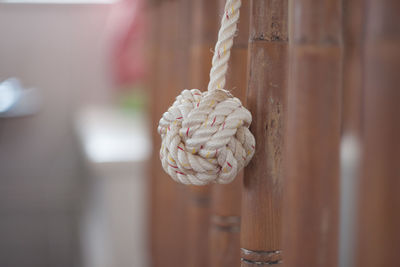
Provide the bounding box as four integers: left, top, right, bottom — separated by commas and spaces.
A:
208, 0, 241, 92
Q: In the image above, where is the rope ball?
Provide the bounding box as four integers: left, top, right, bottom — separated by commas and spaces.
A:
158, 89, 255, 185
157, 0, 255, 185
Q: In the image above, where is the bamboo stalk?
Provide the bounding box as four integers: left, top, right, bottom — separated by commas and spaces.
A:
185, 1, 220, 266
149, 1, 188, 266
338, 1, 364, 266
282, 0, 342, 266
356, 1, 400, 266
209, 1, 249, 266
240, 1, 288, 266
341, 0, 364, 135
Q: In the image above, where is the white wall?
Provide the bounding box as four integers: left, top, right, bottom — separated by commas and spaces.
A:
0, 3, 114, 266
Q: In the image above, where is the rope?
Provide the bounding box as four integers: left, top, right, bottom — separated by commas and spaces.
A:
208, 0, 241, 92
158, 0, 255, 185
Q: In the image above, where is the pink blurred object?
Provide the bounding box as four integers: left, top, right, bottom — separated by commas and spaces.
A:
109, 0, 147, 87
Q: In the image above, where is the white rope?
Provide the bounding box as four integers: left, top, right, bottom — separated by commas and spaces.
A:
158, 0, 255, 185
208, 0, 241, 92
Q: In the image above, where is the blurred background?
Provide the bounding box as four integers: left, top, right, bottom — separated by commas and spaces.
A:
1, 0, 399, 267
0, 0, 150, 266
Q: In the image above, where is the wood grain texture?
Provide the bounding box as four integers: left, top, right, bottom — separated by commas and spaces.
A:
209, 4, 250, 267
356, 1, 400, 266
241, 0, 288, 266
149, 1, 189, 266
282, 0, 342, 266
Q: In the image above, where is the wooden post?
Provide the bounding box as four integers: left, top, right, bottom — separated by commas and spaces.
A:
241, 1, 288, 266
282, 0, 342, 266
356, 1, 400, 266
185, 1, 219, 266
209, 1, 249, 267
149, 1, 189, 266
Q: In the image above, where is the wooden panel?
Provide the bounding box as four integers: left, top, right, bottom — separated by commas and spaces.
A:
241, 0, 288, 266
209, 1, 250, 267
356, 1, 400, 266
282, 0, 342, 266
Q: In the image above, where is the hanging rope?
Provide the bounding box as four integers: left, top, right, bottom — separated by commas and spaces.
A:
208, 0, 241, 92
158, 0, 255, 185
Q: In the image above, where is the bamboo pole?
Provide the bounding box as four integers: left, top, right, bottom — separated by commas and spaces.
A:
149, 1, 189, 266
356, 1, 400, 266
338, 1, 364, 266
209, 1, 249, 267
282, 0, 342, 266
240, 1, 288, 266
341, 0, 364, 135
185, 1, 219, 266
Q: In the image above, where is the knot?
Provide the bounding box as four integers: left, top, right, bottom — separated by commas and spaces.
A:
158, 89, 255, 185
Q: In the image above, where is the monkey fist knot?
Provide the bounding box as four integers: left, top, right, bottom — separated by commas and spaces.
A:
158, 89, 255, 185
